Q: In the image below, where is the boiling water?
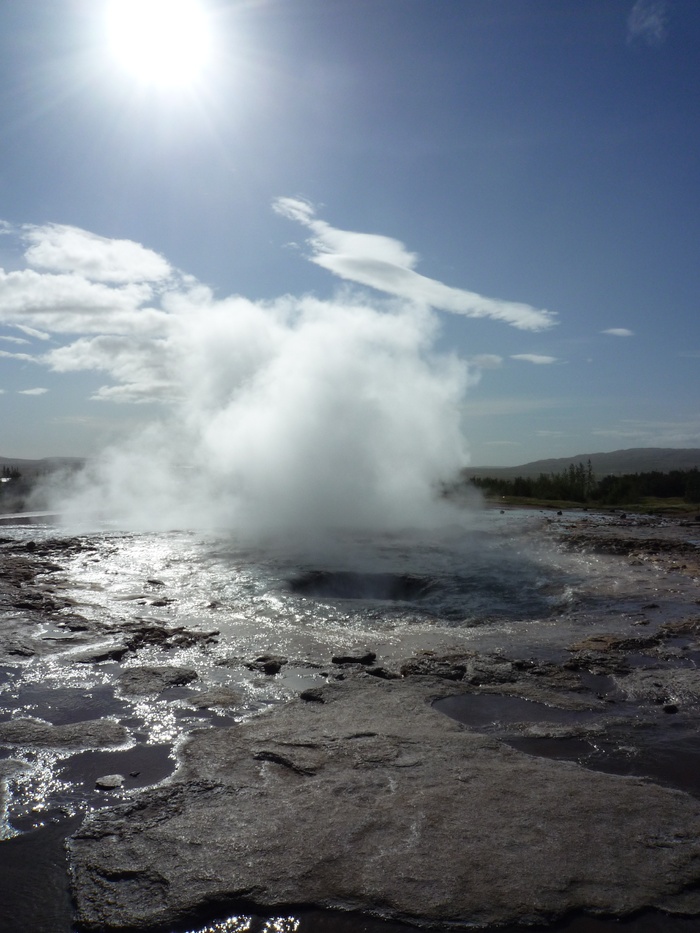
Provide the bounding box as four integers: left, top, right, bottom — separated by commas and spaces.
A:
1, 507, 699, 933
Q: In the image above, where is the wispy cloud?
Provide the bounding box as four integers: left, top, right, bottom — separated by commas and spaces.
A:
510, 354, 559, 365
14, 324, 50, 340
627, 0, 669, 46
602, 328, 634, 337
593, 418, 700, 446
273, 197, 557, 332
18, 387, 48, 396
0, 349, 36, 362
0, 335, 30, 345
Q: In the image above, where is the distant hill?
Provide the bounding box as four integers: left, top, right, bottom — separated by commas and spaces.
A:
0, 456, 86, 476
462, 448, 700, 480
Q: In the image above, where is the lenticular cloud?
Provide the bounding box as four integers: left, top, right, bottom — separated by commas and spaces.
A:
0, 200, 555, 537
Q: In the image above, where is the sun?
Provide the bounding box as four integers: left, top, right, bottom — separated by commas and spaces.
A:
106, 0, 212, 88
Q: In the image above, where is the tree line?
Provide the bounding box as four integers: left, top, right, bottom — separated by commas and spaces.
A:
469, 462, 700, 505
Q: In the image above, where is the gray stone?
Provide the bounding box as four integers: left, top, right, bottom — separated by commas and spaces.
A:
95, 774, 125, 790
74, 642, 130, 664
69, 677, 700, 931
116, 666, 198, 695
185, 687, 242, 709
0, 717, 127, 748
245, 654, 287, 675
613, 667, 700, 706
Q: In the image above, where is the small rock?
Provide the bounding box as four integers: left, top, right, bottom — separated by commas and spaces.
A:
95, 774, 125, 790
366, 666, 400, 680
75, 643, 130, 664
117, 666, 199, 696
332, 651, 377, 666
187, 687, 242, 709
299, 688, 326, 703
245, 655, 288, 675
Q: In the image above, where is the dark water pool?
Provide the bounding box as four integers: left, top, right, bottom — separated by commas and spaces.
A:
433, 692, 700, 798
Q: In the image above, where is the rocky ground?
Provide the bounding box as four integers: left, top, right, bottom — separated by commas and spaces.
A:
1, 512, 700, 931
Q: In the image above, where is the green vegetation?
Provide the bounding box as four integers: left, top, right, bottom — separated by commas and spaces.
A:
470, 462, 700, 510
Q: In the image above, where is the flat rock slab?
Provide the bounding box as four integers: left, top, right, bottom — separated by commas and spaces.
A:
69, 677, 700, 931
116, 666, 198, 695
0, 717, 127, 748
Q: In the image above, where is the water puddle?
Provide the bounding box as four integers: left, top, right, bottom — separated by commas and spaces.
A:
289, 571, 435, 601
434, 693, 700, 797
1, 683, 126, 725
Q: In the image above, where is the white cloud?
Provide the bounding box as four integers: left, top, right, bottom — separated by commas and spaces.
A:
510, 354, 559, 364
0, 349, 36, 362
18, 387, 48, 395
14, 324, 51, 340
602, 328, 634, 337
0, 268, 168, 335
273, 197, 557, 332
627, 0, 668, 45
22, 224, 173, 284
45, 335, 175, 404
0, 335, 30, 345
594, 419, 700, 447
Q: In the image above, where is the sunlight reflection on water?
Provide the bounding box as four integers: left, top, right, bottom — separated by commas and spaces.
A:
2, 509, 700, 932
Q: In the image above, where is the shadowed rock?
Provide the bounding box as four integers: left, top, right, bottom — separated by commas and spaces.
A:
69, 677, 700, 931
116, 666, 198, 696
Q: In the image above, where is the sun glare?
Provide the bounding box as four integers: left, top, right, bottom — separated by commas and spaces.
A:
106, 0, 212, 88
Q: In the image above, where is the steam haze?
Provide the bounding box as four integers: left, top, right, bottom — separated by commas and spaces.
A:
1, 199, 560, 540
58, 294, 473, 540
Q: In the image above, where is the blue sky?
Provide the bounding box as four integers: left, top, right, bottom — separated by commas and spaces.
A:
1, 0, 699, 467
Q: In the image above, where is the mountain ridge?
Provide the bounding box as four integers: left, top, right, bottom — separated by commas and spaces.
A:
3, 449, 700, 481
462, 448, 700, 479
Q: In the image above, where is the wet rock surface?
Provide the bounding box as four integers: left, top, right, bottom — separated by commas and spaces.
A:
2, 515, 700, 931
116, 665, 199, 696
70, 675, 700, 931
0, 717, 127, 748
